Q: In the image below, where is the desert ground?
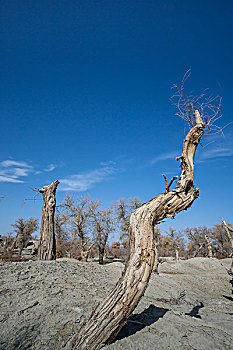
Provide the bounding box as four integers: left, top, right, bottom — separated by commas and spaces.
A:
0, 257, 233, 350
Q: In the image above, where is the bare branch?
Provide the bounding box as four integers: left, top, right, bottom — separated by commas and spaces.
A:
171, 70, 223, 135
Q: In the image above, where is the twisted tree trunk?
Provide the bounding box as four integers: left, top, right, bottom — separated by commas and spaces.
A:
38, 180, 59, 260
71, 111, 205, 350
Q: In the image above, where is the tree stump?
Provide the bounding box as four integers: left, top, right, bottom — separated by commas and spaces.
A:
38, 180, 59, 260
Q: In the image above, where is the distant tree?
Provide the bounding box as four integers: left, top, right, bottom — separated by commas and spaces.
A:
90, 207, 114, 264
55, 212, 69, 258
11, 217, 39, 255
185, 226, 212, 258
166, 227, 185, 260
113, 197, 142, 243
157, 235, 174, 257
0, 232, 14, 254
63, 194, 100, 261
211, 222, 232, 258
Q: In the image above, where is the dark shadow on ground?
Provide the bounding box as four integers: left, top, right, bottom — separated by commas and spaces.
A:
116, 304, 169, 341
229, 278, 233, 294
223, 295, 233, 301
185, 302, 204, 319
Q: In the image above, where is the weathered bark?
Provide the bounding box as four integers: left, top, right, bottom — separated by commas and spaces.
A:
38, 180, 59, 260
175, 247, 180, 261
98, 248, 104, 265
71, 111, 205, 350
204, 234, 213, 258
222, 219, 233, 275
80, 249, 89, 262
222, 219, 233, 257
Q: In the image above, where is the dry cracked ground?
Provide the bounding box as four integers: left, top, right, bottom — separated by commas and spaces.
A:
0, 257, 233, 350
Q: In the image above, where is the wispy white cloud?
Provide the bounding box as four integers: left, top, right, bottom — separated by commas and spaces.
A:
0, 175, 24, 183
59, 161, 117, 191
0, 160, 33, 183
44, 164, 56, 172
198, 146, 233, 162
1, 160, 33, 168
198, 132, 233, 162
150, 151, 178, 166
0, 159, 61, 183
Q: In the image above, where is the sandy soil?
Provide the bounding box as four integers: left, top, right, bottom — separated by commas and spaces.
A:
0, 257, 233, 350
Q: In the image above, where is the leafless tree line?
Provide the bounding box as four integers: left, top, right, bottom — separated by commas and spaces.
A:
1, 193, 232, 263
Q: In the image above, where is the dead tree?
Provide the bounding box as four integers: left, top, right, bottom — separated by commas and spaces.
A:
204, 234, 213, 258
113, 197, 142, 242
10, 218, 38, 255
222, 219, 233, 275
69, 74, 222, 349
175, 246, 180, 261
38, 180, 59, 260
70, 111, 205, 349
167, 227, 183, 260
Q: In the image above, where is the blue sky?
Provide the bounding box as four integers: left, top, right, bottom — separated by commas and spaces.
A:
0, 0, 233, 239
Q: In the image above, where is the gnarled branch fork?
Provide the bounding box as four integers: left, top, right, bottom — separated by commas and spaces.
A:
71, 111, 205, 350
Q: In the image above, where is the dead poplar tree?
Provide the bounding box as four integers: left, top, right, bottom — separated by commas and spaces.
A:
204, 234, 213, 258
175, 246, 180, 261
70, 74, 222, 350
222, 219, 233, 275
38, 180, 59, 260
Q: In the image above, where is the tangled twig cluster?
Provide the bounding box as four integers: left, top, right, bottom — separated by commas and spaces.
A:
171, 69, 224, 135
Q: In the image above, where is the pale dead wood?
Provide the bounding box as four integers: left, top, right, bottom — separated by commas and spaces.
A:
70, 111, 205, 350
222, 219, 233, 275
38, 180, 59, 260
171, 69, 223, 135
204, 234, 213, 258
175, 246, 180, 261
162, 175, 178, 193
222, 219, 233, 253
